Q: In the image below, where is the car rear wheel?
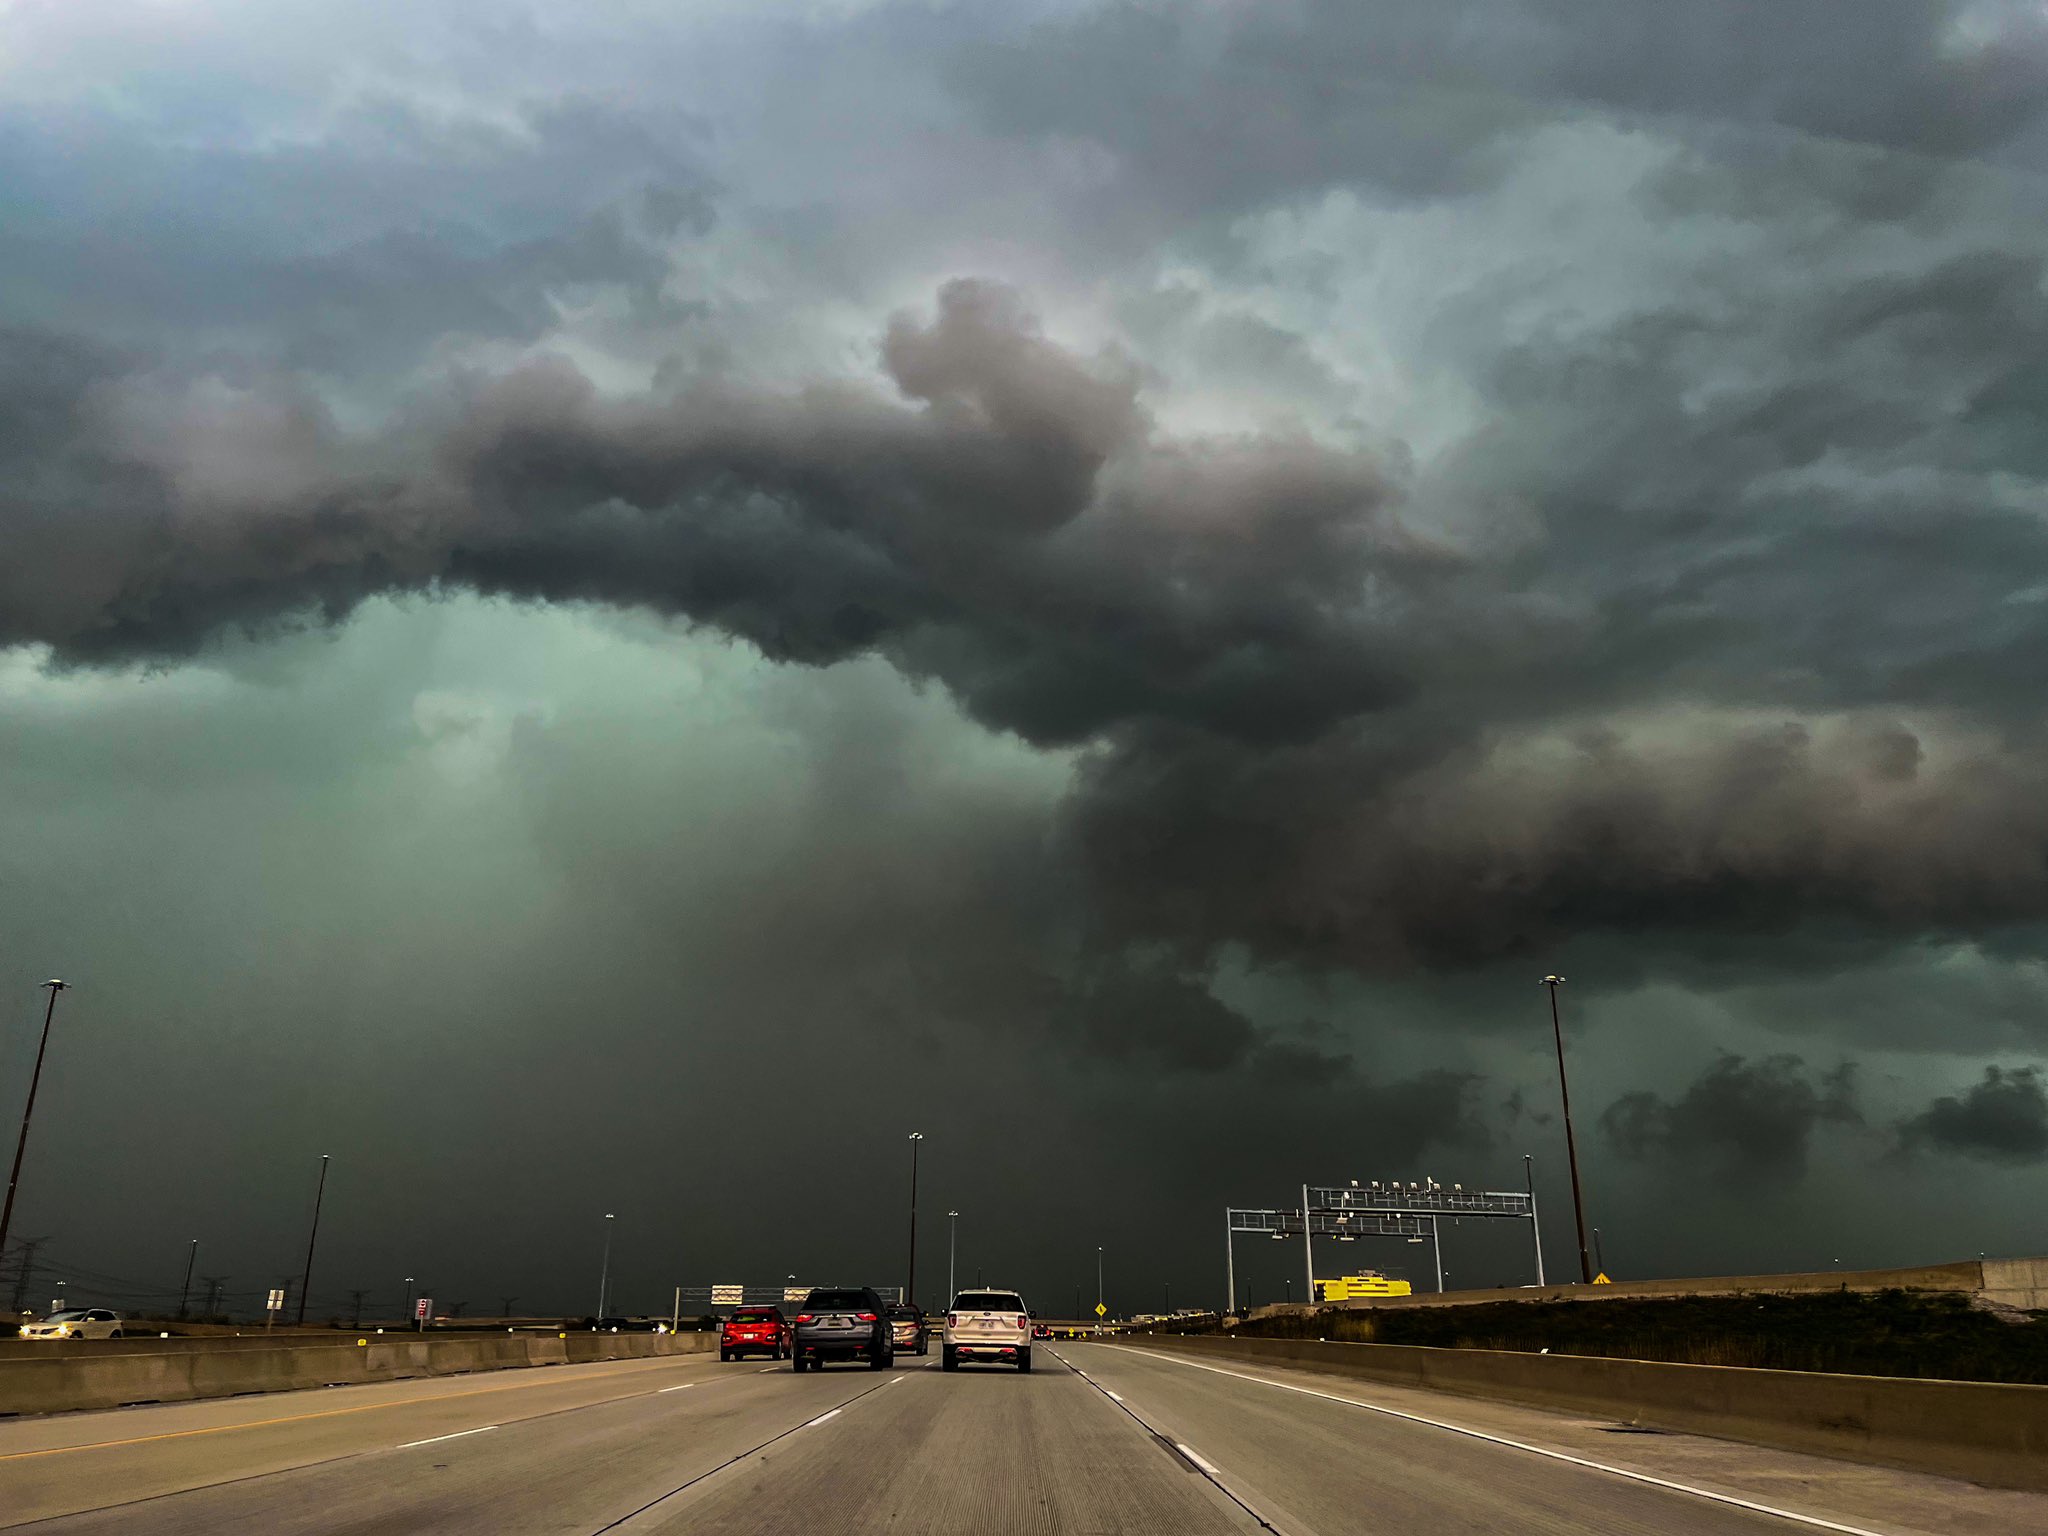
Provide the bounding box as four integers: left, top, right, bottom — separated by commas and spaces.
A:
108, 1330, 122, 1340
942, 1346, 958, 1371
719, 1348, 730, 1362
792, 1354, 807, 1372
1018, 1348, 1032, 1372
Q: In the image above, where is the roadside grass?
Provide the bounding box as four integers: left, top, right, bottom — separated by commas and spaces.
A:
1230, 1289, 2048, 1383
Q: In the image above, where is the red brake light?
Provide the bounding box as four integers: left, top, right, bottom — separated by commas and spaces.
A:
857, 1311, 878, 1322
1017, 1315, 1028, 1329
795, 1314, 813, 1324
947, 1313, 956, 1326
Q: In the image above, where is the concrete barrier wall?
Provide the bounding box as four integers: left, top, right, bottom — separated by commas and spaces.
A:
1122, 1334, 2048, 1493
0, 1331, 711, 1417
0, 1330, 642, 1364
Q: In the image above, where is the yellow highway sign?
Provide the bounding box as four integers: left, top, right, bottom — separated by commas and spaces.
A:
1094, 1302, 1107, 1317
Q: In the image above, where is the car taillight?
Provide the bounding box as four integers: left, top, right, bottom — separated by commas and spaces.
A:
947, 1313, 956, 1326
857, 1312, 878, 1322
1017, 1316, 1028, 1329
794, 1314, 813, 1324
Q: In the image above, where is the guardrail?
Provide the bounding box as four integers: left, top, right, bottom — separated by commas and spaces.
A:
0, 1330, 713, 1417
1117, 1332, 2048, 1493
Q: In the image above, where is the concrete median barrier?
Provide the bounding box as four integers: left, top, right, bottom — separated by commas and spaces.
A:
0, 1330, 711, 1417
1120, 1333, 2048, 1492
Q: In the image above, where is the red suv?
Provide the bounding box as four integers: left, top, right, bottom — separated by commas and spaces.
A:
720, 1306, 791, 1361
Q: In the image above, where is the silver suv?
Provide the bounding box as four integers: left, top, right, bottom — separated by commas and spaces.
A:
942, 1288, 1031, 1371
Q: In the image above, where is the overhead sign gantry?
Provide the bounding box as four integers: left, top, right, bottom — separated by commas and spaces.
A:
1224, 1176, 1547, 1314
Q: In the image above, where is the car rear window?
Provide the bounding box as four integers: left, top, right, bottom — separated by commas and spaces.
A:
730, 1309, 779, 1322
953, 1292, 1025, 1312
804, 1289, 875, 1310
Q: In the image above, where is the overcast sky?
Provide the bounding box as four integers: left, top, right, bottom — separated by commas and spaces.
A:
4, 0, 2048, 1321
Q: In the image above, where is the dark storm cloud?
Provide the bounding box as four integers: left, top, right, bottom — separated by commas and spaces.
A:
1601, 1054, 1860, 1174
0, 95, 713, 369
0, 280, 1425, 743
951, 0, 2048, 231
13, 239, 2048, 982
1064, 714, 2048, 974
1899, 1065, 2048, 1162
1068, 960, 1348, 1080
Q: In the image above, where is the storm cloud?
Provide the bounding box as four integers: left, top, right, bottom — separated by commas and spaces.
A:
1900, 1066, 2048, 1162
3, 0, 2048, 1310
1601, 1054, 1861, 1175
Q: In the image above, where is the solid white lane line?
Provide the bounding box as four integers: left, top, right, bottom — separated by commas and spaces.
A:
397, 1425, 498, 1450
1103, 1389, 1124, 1402
1177, 1443, 1222, 1477
803, 1408, 842, 1429
657, 1384, 694, 1393
1103, 1348, 1895, 1536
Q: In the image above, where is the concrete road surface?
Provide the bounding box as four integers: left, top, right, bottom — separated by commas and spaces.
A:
3, 1340, 2042, 1533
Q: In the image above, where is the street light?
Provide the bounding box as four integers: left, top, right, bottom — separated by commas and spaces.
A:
905, 1133, 923, 1309
597, 1214, 616, 1319
1096, 1245, 1104, 1315
295, 1154, 331, 1325
1540, 976, 1594, 1284
0, 981, 71, 1268
947, 1211, 960, 1305
177, 1239, 200, 1322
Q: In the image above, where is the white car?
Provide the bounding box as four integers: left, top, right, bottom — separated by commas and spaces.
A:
19, 1308, 124, 1340
942, 1288, 1031, 1372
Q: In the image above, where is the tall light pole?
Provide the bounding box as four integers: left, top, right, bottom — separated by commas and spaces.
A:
1096, 1245, 1103, 1315
177, 1239, 200, 1321
905, 1133, 923, 1310
597, 1213, 616, 1319
0, 981, 70, 1269
947, 1211, 959, 1305
295, 1154, 330, 1325
1541, 975, 1593, 1284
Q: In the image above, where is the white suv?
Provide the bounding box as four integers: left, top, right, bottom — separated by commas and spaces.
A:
942, 1288, 1032, 1372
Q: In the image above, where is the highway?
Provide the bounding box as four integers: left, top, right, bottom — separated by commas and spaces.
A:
2, 1341, 2041, 1534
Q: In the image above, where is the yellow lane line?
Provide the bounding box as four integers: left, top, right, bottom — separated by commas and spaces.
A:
0, 1357, 712, 1463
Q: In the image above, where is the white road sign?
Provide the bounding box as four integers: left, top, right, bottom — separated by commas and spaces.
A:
783, 1286, 808, 1303
266, 1289, 285, 1311
711, 1285, 745, 1305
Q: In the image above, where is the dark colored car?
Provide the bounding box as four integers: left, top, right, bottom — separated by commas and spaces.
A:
792, 1287, 894, 1372
721, 1306, 791, 1361
886, 1303, 929, 1356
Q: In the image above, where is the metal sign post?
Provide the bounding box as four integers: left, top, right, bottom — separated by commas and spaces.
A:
415, 1296, 432, 1332
265, 1288, 284, 1331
